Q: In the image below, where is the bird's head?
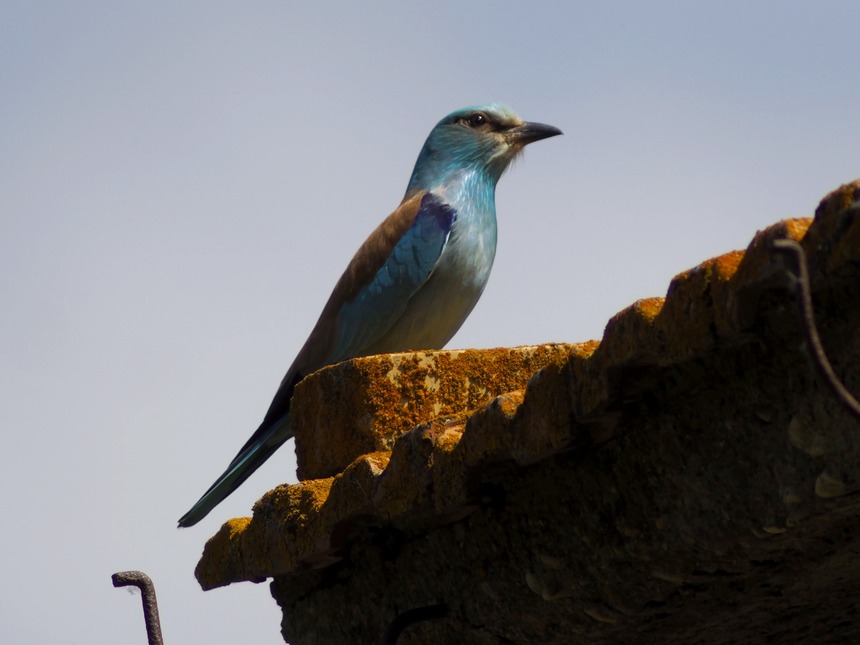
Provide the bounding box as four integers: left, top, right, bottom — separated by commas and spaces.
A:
406, 104, 562, 196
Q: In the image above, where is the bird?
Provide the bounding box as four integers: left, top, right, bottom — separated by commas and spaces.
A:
178, 104, 561, 527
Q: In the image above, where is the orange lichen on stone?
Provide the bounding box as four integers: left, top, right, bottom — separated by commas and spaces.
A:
660, 249, 748, 363
714, 217, 811, 333
195, 517, 252, 590
196, 479, 335, 589
712, 249, 744, 281
595, 298, 664, 363
457, 390, 527, 463
292, 343, 578, 480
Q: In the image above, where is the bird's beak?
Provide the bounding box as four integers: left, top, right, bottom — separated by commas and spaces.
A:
507, 121, 563, 145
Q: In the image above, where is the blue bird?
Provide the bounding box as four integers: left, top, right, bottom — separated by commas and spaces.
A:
178, 104, 561, 527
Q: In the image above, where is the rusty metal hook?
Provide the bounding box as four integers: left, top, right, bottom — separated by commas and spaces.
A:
112, 570, 164, 645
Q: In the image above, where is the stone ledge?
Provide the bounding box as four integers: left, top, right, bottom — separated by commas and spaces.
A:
291, 343, 583, 480
195, 180, 860, 643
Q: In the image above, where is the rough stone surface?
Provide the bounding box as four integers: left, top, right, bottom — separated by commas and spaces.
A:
194, 180, 860, 644
292, 343, 580, 479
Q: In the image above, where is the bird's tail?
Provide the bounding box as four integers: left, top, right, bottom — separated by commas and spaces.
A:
177, 414, 291, 528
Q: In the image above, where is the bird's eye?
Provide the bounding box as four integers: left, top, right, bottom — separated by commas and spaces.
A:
463, 113, 488, 128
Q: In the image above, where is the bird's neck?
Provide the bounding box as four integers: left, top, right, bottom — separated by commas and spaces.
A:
405, 167, 497, 216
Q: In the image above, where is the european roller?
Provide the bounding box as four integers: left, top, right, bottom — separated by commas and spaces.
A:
178, 104, 561, 527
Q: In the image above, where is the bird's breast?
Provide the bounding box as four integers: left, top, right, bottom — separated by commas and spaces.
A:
364, 202, 498, 354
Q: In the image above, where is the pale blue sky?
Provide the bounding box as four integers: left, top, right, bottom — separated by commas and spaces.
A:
2, 2, 858, 643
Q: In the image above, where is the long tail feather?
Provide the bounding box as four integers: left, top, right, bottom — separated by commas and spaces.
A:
177, 415, 290, 527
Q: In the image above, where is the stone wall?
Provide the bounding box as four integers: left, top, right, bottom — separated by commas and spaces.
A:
195, 180, 860, 643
